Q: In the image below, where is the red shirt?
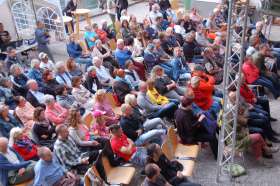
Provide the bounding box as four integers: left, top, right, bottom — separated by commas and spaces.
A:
242, 62, 260, 84
110, 134, 136, 161
240, 83, 256, 104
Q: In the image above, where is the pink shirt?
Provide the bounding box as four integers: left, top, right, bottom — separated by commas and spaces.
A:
45, 102, 68, 125
15, 102, 35, 131
92, 122, 109, 137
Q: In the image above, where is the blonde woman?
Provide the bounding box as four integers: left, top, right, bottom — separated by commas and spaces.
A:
9, 127, 38, 161
93, 89, 119, 126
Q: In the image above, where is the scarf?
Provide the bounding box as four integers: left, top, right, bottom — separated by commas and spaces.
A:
15, 137, 33, 152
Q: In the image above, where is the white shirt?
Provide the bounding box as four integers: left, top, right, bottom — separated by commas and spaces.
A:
95, 66, 113, 84
2, 149, 20, 164
149, 11, 163, 24
40, 60, 55, 71
30, 90, 45, 103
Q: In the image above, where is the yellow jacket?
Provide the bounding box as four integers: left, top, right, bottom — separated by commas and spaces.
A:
147, 88, 169, 105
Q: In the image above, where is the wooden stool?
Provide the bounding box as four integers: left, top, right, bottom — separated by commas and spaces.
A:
63, 16, 73, 34
74, 9, 91, 36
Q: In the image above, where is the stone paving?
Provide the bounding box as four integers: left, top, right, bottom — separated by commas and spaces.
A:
48, 2, 280, 185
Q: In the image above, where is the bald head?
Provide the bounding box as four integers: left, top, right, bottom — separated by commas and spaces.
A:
0, 137, 8, 153
38, 146, 53, 161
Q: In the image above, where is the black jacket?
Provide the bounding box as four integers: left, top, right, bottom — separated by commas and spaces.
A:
120, 116, 143, 141
63, 0, 77, 17
83, 75, 102, 94
26, 91, 45, 108
154, 76, 172, 95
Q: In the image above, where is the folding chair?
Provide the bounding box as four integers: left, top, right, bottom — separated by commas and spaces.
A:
94, 150, 136, 185
167, 128, 200, 159
161, 140, 196, 177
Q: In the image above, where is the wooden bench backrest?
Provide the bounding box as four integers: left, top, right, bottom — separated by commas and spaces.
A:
105, 93, 117, 108
161, 140, 174, 160
167, 128, 178, 150
101, 155, 112, 176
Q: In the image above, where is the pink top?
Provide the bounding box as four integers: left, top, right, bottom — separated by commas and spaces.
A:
92, 122, 109, 137
94, 101, 115, 118
45, 102, 68, 125
15, 102, 35, 131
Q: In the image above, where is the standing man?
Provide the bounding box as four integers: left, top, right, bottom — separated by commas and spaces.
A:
115, 0, 128, 20
63, 0, 78, 33
35, 21, 54, 62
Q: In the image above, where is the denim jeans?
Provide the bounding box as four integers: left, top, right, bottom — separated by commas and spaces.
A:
143, 118, 166, 131
74, 57, 92, 67
256, 96, 270, 117
149, 102, 178, 119
191, 56, 204, 64
253, 76, 280, 98
129, 147, 147, 166
164, 86, 186, 101
134, 129, 166, 146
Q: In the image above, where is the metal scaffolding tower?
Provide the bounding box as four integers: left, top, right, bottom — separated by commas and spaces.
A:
216, 0, 249, 182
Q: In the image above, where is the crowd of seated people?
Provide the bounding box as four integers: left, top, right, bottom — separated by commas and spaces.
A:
1, 0, 280, 185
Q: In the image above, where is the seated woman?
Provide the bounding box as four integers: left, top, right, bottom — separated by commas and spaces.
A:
240, 73, 276, 121
0, 77, 17, 109
10, 64, 29, 96
92, 39, 119, 75
56, 85, 80, 110
113, 69, 137, 103
242, 56, 280, 99
129, 15, 142, 37
146, 143, 201, 186
0, 104, 23, 138
71, 76, 95, 111
125, 94, 167, 130
227, 91, 279, 162
147, 79, 178, 106
92, 110, 110, 138
55, 61, 73, 88
67, 33, 92, 68
124, 60, 141, 91
120, 20, 134, 41
9, 127, 38, 161
68, 108, 108, 152
94, 89, 119, 126
151, 65, 185, 101
202, 47, 223, 84
44, 94, 68, 125
84, 25, 98, 50
66, 57, 83, 77
175, 94, 218, 159
27, 59, 44, 87
42, 69, 61, 96
83, 66, 102, 94
14, 96, 35, 133
32, 107, 56, 148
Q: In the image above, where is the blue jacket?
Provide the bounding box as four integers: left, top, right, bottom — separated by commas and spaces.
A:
0, 147, 31, 186
0, 114, 23, 138
114, 49, 132, 68
28, 69, 43, 84
171, 57, 190, 81
66, 42, 83, 58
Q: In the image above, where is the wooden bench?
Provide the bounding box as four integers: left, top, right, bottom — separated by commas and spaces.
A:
102, 155, 135, 185
161, 140, 195, 177
167, 128, 200, 159
160, 128, 200, 177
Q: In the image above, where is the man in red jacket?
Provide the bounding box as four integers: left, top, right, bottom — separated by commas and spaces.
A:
189, 76, 221, 118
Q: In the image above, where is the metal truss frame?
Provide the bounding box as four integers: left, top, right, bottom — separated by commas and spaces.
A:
216, 0, 249, 182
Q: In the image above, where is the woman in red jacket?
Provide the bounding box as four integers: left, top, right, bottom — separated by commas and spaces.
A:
242, 56, 280, 99
9, 127, 38, 161
240, 73, 276, 121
